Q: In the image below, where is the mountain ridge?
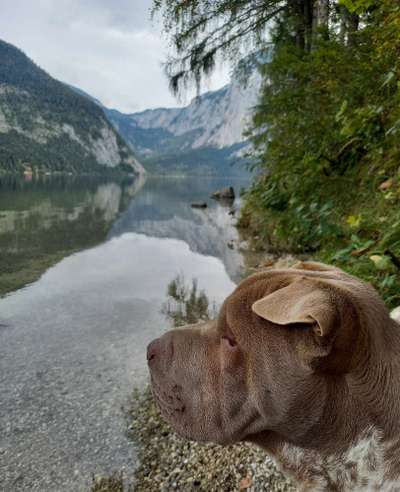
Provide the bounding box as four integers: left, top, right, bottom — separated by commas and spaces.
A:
0, 39, 144, 175
104, 68, 261, 176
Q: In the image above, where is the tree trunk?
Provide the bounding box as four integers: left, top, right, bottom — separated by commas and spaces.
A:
339, 5, 346, 44
346, 10, 359, 47
290, 0, 306, 51
338, 6, 359, 46
304, 0, 314, 52
313, 0, 330, 41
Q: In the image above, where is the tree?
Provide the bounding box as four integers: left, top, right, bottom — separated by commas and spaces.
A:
153, 0, 362, 93
313, 0, 330, 39
152, 0, 316, 93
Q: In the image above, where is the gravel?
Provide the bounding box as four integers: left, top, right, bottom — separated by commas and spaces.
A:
93, 254, 302, 492
125, 386, 296, 492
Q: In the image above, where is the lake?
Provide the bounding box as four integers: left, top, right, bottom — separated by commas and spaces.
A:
0, 174, 249, 491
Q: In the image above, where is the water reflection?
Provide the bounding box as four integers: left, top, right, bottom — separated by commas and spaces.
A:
0, 174, 248, 491
110, 177, 247, 282
0, 175, 145, 295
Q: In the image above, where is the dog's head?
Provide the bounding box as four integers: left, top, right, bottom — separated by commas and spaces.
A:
147, 262, 390, 447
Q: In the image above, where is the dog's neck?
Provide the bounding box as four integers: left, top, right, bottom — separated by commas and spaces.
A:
347, 317, 400, 444
253, 319, 400, 490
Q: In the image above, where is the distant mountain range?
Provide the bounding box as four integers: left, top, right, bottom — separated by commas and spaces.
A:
0, 39, 143, 175
0, 38, 261, 177
105, 68, 261, 176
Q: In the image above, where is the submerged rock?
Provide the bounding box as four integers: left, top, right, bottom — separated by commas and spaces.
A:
211, 186, 235, 200
191, 202, 208, 209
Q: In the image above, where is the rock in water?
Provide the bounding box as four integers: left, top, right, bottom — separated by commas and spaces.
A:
211, 186, 235, 200
191, 202, 208, 209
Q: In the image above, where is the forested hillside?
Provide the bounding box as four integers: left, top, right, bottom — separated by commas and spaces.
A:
0, 40, 143, 175
154, 0, 400, 307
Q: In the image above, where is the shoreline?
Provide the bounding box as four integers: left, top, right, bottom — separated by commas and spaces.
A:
91, 234, 299, 491
92, 384, 295, 492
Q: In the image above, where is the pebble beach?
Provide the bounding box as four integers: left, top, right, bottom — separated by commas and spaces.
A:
128, 387, 295, 492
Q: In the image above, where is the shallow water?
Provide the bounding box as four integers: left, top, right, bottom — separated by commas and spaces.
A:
0, 175, 248, 491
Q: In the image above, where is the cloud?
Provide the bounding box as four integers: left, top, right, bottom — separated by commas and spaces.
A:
0, 0, 229, 112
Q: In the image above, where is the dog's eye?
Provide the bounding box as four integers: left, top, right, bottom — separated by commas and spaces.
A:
221, 335, 237, 348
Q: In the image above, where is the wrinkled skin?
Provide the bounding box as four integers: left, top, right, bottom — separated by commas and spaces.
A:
149, 296, 324, 446
147, 262, 400, 487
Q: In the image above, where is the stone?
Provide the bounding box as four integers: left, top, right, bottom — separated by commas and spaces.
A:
211, 186, 235, 200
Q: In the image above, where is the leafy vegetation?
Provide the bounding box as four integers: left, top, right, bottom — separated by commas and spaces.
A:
240, 0, 400, 308
162, 275, 216, 326
155, 0, 400, 308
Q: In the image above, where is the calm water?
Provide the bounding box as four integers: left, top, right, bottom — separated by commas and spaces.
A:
0, 175, 249, 491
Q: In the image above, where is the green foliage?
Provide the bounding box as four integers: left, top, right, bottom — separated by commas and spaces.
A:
244, 178, 342, 252
339, 0, 375, 14
238, 0, 400, 307
251, 32, 382, 183
275, 200, 340, 252
152, 0, 282, 93
162, 275, 215, 326
152, 0, 327, 93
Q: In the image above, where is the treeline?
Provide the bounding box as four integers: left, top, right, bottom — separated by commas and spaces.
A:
143, 144, 248, 177
154, 0, 400, 307
0, 131, 133, 176
0, 132, 105, 175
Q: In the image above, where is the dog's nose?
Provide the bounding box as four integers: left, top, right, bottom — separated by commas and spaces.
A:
147, 337, 161, 362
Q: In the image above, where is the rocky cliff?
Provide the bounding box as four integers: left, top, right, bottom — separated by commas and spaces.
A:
0, 39, 144, 175
106, 68, 262, 176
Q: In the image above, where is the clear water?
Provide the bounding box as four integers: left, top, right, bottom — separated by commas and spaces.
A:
0, 174, 249, 491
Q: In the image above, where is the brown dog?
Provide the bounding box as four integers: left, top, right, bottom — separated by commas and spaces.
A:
147, 262, 400, 490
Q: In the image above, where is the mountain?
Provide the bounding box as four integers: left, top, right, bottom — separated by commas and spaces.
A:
0, 40, 144, 175
105, 68, 262, 176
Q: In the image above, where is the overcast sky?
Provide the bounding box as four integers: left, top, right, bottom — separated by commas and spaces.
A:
0, 0, 230, 113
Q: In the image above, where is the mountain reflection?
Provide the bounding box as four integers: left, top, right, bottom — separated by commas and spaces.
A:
108, 177, 248, 282
0, 175, 144, 295
0, 175, 248, 296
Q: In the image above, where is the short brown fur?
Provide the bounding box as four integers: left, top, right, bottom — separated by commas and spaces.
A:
147, 262, 400, 490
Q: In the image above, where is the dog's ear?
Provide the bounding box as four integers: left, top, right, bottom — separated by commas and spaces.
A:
252, 278, 337, 338
252, 278, 357, 372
